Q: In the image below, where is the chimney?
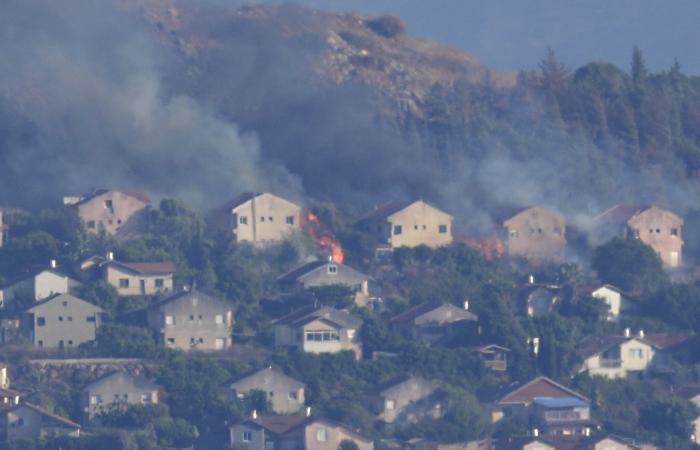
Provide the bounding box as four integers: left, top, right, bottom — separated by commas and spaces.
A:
638, 329, 645, 339
463, 300, 469, 310
107, 252, 114, 261
624, 328, 631, 338
50, 259, 57, 269
252, 410, 257, 419
533, 428, 539, 437
306, 406, 311, 417
528, 275, 535, 284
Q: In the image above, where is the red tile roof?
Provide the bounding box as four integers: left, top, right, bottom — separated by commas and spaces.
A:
498, 377, 587, 406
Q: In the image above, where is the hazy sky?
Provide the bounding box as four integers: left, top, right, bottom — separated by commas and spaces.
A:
260, 0, 700, 75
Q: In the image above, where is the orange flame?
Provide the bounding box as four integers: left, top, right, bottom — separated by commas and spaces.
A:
302, 211, 344, 264
466, 234, 505, 261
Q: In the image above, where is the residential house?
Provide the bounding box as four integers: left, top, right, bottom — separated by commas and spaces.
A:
0, 403, 80, 441
105, 260, 176, 296
373, 376, 438, 424
677, 386, 700, 444
219, 192, 302, 244
475, 345, 511, 372
578, 284, 636, 322
230, 414, 374, 450
146, 290, 233, 351
503, 207, 566, 262
0, 209, 8, 248
357, 200, 453, 249
517, 280, 564, 317
278, 259, 373, 307
577, 331, 689, 379
226, 367, 305, 414
594, 205, 684, 268
0, 388, 21, 408
82, 371, 159, 423
273, 305, 363, 359
64, 189, 150, 237
390, 302, 478, 345
0, 263, 81, 307
496, 376, 592, 436
25, 293, 103, 349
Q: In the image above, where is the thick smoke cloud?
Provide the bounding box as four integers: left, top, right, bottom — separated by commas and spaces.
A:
0, 0, 301, 208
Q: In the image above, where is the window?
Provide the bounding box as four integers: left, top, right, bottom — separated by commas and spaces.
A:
286, 216, 295, 225
190, 337, 196, 345
509, 229, 518, 239
288, 391, 298, 400
198, 337, 204, 343
87, 316, 96, 322
239, 216, 248, 225
119, 278, 129, 288
439, 224, 448, 234
306, 330, 340, 342
38, 340, 43, 347
215, 314, 223, 324
167, 338, 175, 345
90, 395, 102, 405
62, 301, 68, 307
672, 228, 679, 236
67, 316, 73, 322
165, 315, 174, 325
414, 225, 418, 230
268, 391, 274, 397
328, 265, 338, 274
198, 315, 203, 320
37, 317, 46, 326
628, 348, 644, 359
215, 338, 226, 349
189, 315, 195, 321
393, 225, 402, 235
242, 431, 252, 442
260, 216, 265, 222
386, 399, 396, 410
68, 340, 73, 346
316, 428, 327, 442
155, 278, 164, 288
58, 316, 63, 322
141, 394, 150, 403
104, 200, 113, 209
87, 220, 96, 229
268, 216, 273, 222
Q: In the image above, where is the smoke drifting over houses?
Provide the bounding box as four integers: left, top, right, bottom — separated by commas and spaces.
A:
1, 0, 699, 239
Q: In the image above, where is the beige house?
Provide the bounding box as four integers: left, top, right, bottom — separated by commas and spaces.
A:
373, 376, 438, 424
503, 206, 566, 262
0, 403, 81, 441
577, 331, 689, 379
25, 294, 103, 349
273, 305, 362, 359
358, 200, 453, 249
105, 260, 176, 296
390, 302, 478, 345
82, 372, 159, 423
220, 192, 302, 244
64, 189, 150, 237
278, 260, 372, 307
226, 367, 306, 414
594, 205, 684, 268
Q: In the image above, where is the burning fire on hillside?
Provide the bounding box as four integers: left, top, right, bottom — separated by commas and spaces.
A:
301, 211, 344, 264
465, 234, 505, 261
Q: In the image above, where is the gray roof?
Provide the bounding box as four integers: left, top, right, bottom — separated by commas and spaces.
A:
274, 305, 362, 329
277, 260, 369, 285
26, 293, 103, 314
83, 371, 158, 393
149, 289, 229, 311
229, 367, 305, 390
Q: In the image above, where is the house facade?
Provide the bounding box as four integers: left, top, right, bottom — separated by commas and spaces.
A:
64, 189, 150, 237
25, 294, 103, 349
82, 371, 159, 423
273, 305, 363, 358
578, 332, 688, 379
358, 200, 453, 249
390, 302, 478, 345
227, 367, 306, 414
0, 267, 81, 307
503, 207, 566, 262
220, 192, 302, 244
104, 260, 176, 296
278, 260, 372, 307
580, 284, 634, 322
0, 403, 80, 441
146, 290, 233, 351
475, 345, 511, 372
374, 376, 438, 424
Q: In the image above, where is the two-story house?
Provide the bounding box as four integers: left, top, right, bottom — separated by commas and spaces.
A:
0, 263, 81, 308
373, 376, 439, 425
273, 305, 363, 359
278, 259, 373, 307
503, 207, 566, 263
226, 367, 306, 414
230, 414, 374, 450
577, 331, 689, 379
390, 302, 478, 345
495, 376, 591, 436
82, 371, 159, 424
25, 294, 103, 349
219, 192, 302, 244
146, 290, 233, 351
594, 205, 684, 268
0, 403, 81, 441
357, 200, 453, 249
64, 189, 150, 237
